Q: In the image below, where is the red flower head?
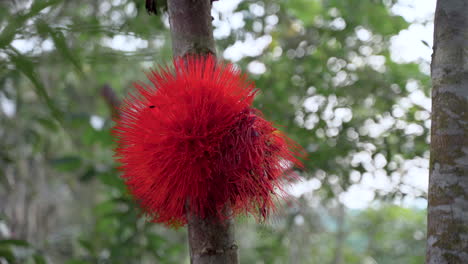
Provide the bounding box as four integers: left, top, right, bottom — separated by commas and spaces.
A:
113, 55, 303, 227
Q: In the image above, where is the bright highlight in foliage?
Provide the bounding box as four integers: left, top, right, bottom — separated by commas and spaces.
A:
113, 55, 303, 226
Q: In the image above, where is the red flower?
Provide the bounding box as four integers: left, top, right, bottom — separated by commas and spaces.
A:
113, 55, 303, 227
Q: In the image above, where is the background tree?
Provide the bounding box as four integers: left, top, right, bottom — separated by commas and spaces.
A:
426, 0, 468, 263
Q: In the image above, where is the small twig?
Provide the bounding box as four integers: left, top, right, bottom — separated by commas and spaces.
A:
100, 84, 121, 119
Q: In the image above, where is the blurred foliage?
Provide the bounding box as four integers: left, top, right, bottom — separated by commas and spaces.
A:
0, 0, 430, 263
236, 205, 426, 263
0, 238, 46, 264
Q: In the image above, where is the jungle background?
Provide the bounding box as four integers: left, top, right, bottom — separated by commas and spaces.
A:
0, 0, 433, 263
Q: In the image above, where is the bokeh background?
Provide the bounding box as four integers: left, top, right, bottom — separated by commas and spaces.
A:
0, 0, 434, 263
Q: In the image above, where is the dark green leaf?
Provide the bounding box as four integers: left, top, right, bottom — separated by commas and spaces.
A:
0, 239, 30, 247
28, 0, 63, 17
36, 21, 83, 75
50, 156, 82, 172
33, 254, 47, 264
421, 40, 430, 48
0, 0, 62, 48
65, 260, 90, 264
0, 248, 15, 263
79, 167, 96, 182
78, 239, 94, 254
8, 50, 63, 121
98, 171, 125, 190
35, 117, 59, 131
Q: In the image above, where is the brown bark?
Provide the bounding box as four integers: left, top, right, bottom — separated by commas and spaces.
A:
426, 1, 468, 263
166, 0, 238, 263
167, 0, 216, 56
187, 210, 238, 264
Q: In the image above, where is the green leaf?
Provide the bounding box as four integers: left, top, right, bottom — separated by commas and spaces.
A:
79, 167, 96, 182
77, 239, 94, 254
35, 117, 59, 131
36, 21, 83, 75
147, 234, 167, 248
50, 156, 82, 172
83, 126, 113, 147
33, 254, 47, 264
421, 40, 430, 48
65, 260, 90, 264
0, 17, 19, 48
8, 50, 63, 121
288, 0, 322, 25
99, 171, 125, 190
28, 0, 62, 15
0, 239, 30, 247
50, 30, 82, 75
0, 248, 15, 263
0, 0, 62, 48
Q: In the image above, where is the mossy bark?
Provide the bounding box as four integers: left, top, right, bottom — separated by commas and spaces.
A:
166, 0, 239, 263
426, 1, 468, 263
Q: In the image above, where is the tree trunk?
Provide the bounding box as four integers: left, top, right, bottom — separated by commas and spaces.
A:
166, 1, 239, 263
426, 1, 468, 263
167, 0, 216, 56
